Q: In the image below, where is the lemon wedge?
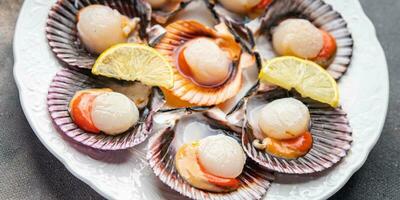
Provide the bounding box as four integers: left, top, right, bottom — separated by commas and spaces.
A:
92, 43, 174, 89
259, 56, 339, 107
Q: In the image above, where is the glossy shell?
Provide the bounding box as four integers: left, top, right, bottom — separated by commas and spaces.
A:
46, 0, 150, 69
147, 110, 274, 199
253, 0, 353, 80
155, 20, 244, 106
47, 68, 164, 150
241, 88, 352, 174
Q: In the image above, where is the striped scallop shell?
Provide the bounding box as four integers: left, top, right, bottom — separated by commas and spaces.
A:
47, 68, 164, 150
46, 0, 150, 69
255, 0, 353, 80
147, 111, 274, 200
242, 88, 352, 174
155, 20, 244, 106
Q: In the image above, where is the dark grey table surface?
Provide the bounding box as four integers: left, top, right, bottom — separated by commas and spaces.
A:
0, 0, 399, 199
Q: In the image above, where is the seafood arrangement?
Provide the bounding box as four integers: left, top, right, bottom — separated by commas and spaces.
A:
45, 0, 353, 199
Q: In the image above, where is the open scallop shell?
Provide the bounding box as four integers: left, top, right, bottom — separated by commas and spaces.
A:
155, 20, 244, 106
47, 68, 164, 150
250, 0, 353, 80
46, 0, 150, 69
147, 110, 274, 199
241, 88, 352, 174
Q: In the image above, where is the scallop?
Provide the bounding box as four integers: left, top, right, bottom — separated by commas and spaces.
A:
77, 5, 139, 54
183, 38, 231, 86
272, 19, 323, 59
147, 110, 273, 199
198, 134, 246, 178
91, 92, 140, 135
257, 97, 310, 140
236, 87, 353, 174
47, 68, 165, 150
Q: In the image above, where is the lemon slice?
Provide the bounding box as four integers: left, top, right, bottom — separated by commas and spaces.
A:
92, 43, 173, 89
259, 56, 339, 107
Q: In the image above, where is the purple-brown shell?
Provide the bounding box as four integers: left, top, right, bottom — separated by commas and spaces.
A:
147, 111, 274, 200
242, 88, 353, 174
255, 0, 353, 80
47, 68, 164, 150
46, 0, 150, 69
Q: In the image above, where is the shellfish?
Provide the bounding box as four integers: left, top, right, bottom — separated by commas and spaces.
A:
240, 88, 352, 174
46, 0, 151, 69
147, 109, 274, 199
47, 68, 164, 150
248, 0, 353, 80
155, 19, 260, 108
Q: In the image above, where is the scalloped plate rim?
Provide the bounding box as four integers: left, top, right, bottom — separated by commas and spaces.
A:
12, 0, 389, 200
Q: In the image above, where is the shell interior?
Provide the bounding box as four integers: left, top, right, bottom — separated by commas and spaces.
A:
47, 68, 165, 150
147, 111, 274, 200
252, 0, 353, 80
46, 0, 150, 69
242, 88, 353, 174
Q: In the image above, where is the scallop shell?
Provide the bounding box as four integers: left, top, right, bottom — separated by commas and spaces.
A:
47, 68, 164, 150
155, 20, 244, 106
147, 110, 274, 199
253, 0, 353, 80
241, 88, 352, 174
46, 0, 150, 69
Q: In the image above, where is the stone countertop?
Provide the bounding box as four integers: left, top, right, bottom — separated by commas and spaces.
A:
0, 0, 398, 199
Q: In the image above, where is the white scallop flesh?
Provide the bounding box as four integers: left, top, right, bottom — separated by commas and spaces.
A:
258, 98, 310, 140
147, 0, 168, 9
91, 92, 139, 135
219, 0, 261, 14
183, 38, 231, 86
198, 134, 246, 179
272, 19, 323, 59
77, 5, 129, 54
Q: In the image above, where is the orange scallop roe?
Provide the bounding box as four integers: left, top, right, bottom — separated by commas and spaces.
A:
160, 87, 196, 108
313, 30, 337, 67
196, 153, 240, 189
69, 89, 112, 133
255, 0, 273, 9
265, 131, 313, 159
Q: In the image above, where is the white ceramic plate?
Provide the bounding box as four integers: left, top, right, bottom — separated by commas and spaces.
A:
13, 0, 389, 199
